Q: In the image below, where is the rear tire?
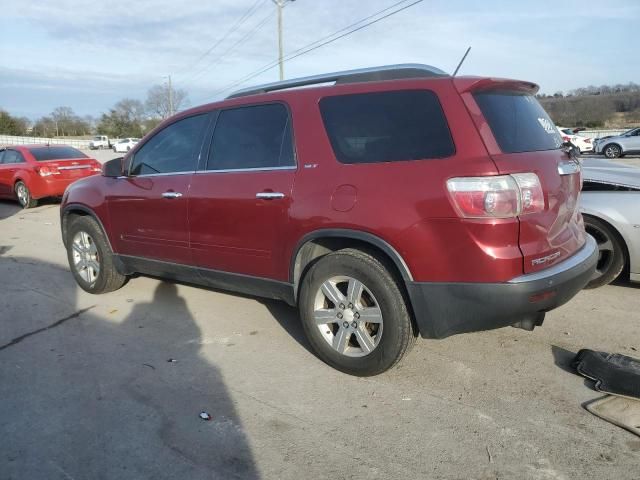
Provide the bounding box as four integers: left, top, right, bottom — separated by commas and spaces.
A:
66, 216, 127, 294
299, 249, 416, 376
603, 143, 622, 159
584, 216, 626, 288
15, 181, 37, 209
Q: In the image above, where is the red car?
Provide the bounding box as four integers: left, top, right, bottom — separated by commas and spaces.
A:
60, 64, 598, 375
0, 145, 102, 208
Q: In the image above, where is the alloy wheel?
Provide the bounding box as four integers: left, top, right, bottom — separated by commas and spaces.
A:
604, 145, 620, 158
313, 276, 383, 357
71, 231, 100, 285
15, 183, 28, 206
585, 223, 615, 281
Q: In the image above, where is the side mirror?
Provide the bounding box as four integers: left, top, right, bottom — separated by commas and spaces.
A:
102, 157, 124, 178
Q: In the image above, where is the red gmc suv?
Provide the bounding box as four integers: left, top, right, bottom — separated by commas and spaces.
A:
60, 64, 598, 376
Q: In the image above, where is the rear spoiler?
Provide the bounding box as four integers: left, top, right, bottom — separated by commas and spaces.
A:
453, 77, 539, 95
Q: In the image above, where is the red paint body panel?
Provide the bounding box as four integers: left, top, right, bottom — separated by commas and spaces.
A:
106, 175, 192, 265
61, 74, 587, 286
0, 145, 100, 200
189, 170, 295, 280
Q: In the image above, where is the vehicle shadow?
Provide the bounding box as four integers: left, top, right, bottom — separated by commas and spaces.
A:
0, 198, 60, 220
611, 276, 640, 289
0, 200, 21, 220
139, 273, 316, 357
0, 257, 260, 480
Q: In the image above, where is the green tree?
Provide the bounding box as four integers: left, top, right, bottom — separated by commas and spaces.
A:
96, 99, 146, 138
0, 109, 29, 135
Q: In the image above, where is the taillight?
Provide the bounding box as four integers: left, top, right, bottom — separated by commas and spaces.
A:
512, 173, 544, 214
584, 138, 592, 144
37, 165, 60, 177
562, 136, 571, 142
92, 164, 102, 172
447, 173, 544, 218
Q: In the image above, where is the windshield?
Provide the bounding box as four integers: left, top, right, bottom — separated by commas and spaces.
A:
474, 91, 562, 153
93, 136, 103, 141
29, 146, 89, 161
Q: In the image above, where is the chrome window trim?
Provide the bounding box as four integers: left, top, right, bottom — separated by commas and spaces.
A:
125, 170, 195, 178
196, 165, 297, 174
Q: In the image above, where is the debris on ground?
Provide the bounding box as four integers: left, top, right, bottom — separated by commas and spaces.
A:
573, 349, 640, 399
142, 363, 155, 370
585, 396, 640, 438
573, 349, 640, 437
199, 412, 212, 421
167, 358, 177, 363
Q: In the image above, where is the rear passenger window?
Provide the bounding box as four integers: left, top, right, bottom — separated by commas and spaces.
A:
319, 90, 454, 164
207, 103, 294, 171
3, 150, 25, 164
130, 113, 209, 176
473, 91, 562, 153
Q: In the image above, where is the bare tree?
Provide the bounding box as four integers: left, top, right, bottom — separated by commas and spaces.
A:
145, 84, 189, 119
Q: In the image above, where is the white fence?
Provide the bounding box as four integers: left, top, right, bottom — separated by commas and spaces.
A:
0, 134, 91, 149
578, 129, 627, 139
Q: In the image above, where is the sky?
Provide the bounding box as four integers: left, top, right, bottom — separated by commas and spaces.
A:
1, 0, 638, 120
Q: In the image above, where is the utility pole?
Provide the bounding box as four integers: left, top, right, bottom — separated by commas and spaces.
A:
168, 75, 174, 117
163, 75, 174, 118
271, 0, 295, 81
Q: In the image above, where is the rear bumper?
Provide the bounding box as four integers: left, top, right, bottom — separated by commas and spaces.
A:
407, 235, 598, 339
30, 174, 95, 199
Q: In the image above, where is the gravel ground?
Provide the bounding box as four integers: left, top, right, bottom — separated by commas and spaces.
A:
0, 156, 639, 479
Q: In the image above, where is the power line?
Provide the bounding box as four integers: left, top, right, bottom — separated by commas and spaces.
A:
185, 9, 275, 84
175, 0, 267, 80
201, 0, 424, 101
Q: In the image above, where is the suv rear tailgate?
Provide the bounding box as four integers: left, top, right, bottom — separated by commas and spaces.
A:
456, 78, 585, 274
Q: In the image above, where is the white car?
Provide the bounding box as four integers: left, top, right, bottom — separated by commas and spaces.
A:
112, 138, 140, 153
557, 127, 593, 153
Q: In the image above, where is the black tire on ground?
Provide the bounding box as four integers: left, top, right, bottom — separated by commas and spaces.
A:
66, 215, 127, 294
14, 181, 37, 209
603, 143, 622, 159
584, 216, 626, 288
298, 248, 416, 376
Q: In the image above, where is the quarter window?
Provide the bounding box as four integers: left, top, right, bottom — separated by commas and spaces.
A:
130, 113, 209, 176
207, 103, 295, 171
319, 90, 455, 164
3, 150, 25, 164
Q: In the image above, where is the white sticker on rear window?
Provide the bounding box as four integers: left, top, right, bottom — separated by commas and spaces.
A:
538, 118, 555, 134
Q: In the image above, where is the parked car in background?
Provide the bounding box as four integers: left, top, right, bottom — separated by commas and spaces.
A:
89, 135, 114, 150
113, 138, 140, 153
60, 64, 597, 376
0, 145, 101, 208
593, 128, 640, 158
557, 127, 593, 153
580, 158, 640, 287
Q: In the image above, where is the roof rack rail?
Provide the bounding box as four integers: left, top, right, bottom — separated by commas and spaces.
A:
226, 63, 449, 99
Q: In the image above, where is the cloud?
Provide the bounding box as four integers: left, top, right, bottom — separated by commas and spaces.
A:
1, 0, 639, 117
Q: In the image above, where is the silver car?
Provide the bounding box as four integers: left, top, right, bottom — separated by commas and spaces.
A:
580, 158, 640, 287
593, 128, 640, 159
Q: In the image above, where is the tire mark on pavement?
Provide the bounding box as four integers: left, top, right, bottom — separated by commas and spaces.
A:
0, 306, 94, 352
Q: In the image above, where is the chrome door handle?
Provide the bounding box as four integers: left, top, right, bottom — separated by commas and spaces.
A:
256, 192, 285, 200
162, 191, 183, 199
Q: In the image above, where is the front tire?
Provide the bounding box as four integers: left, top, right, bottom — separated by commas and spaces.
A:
15, 181, 37, 209
299, 249, 415, 376
603, 143, 622, 159
584, 216, 626, 288
66, 216, 127, 294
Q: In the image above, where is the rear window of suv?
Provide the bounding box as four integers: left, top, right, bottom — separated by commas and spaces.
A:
473, 91, 562, 153
29, 146, 88, 161
319, 90, 455, 164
